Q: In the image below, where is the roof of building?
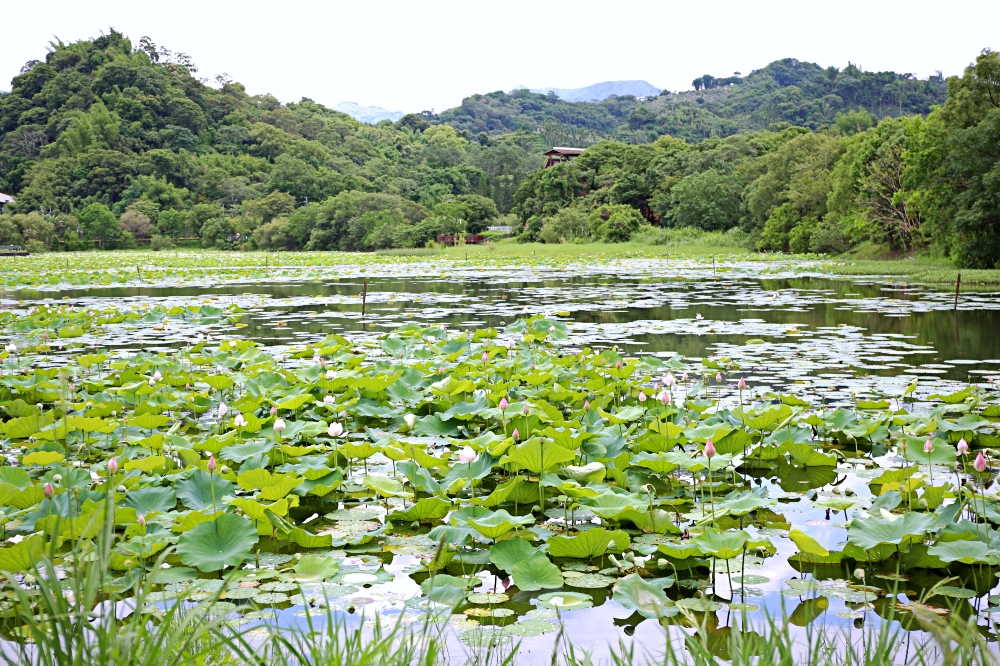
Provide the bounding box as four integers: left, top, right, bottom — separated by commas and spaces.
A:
543, 147, 586, 156
0, 193, 15, 204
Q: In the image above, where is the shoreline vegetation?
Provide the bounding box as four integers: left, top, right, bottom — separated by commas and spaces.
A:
1, 31, 998, 269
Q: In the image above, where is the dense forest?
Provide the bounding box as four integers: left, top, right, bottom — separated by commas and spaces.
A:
0, 31, 997, 267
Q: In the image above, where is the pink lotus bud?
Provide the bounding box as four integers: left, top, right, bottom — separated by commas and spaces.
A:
482, 352, 489, 363
682, 372, 689, 382
923, 439, 933, 454
328, 422, 344, 437
957, 438, 969, 455
43, 483, 54, 499
274, 418, 286, 432
148, 378, 156, 387
523, 404, 530, 415
975, 452, 988, 473
207, 455, 217, 473
530, 362, 535, 370
638, 391, 647, 402
69, 383, 75, 392
512, 428, 520, 440
660, 390, 669, 405
234, 413, 246, 427
326, 370, 335, 379
716, 372, 723, 383
324, 394, 335, 404
738, 377, 747, 390
615, 360, 622, 369
137, 514, 146, 527
499, 397, 509, 411
584, 399, 591, 410
270, 405, 278, 417
664, 372, 675, 387
705, 439, 716, 457
108, 457, 119, 475
507, 338, 515, 349
153, 370, 162, 381
459, 446, 478, 464
652, 382, 659, 392
219, 402, 228, 418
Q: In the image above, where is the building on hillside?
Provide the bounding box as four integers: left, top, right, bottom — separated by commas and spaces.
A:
543, 147, 585, 169
0, 193, 13, 212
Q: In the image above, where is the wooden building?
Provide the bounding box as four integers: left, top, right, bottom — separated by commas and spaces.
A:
543, 147, 585, 169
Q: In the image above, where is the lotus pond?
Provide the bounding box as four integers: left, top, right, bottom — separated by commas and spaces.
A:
0, 250, 999, 665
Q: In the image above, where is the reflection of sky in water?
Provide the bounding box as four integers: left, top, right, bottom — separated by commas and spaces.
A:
3, 259, 998, 662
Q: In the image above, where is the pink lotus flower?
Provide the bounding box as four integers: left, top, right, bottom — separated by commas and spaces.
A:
682, 372, 689, 382
664, 372, 675, 387
523, 404, 530, 415
324, 395, 335, 404
482, 352, 489, 363
512, 428, 520, 440
716, 372, 723, 383
583, 399, 591, 411
148, 378, 156, 387
234, 413, 245, 427
975, 452, 988, 472
660, 390, 670, 405
219, 402, 228, 418
274, 418, 286, 432
957, 438, 969, 455
137, 514, 146, 527
638, 391, 647, 402
924, 439, 934, 453
43, 483, 54, 499
207, 455, 217, 473
499, 397, 509, 411
738, 377, 747, 390
270, 405, 278, 417
328, 422, 344, 437
108, 458, 119, 475
704, 439, 716, 457
459, 446, 478, 464
326, 370, 335, 379
507, 338, 515, 349
153, 370, 162, 381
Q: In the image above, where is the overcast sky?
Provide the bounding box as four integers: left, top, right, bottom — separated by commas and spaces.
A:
1, 0, 997, 113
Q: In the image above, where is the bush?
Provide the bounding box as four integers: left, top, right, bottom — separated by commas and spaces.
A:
809, 219, 851, 253
589, 204, 643, 243
25, 239, 48, 253
119, 209, 154, 240
758, 203, 798, 251
632, 225, 755, 249
200, 217, 235, 249
788, 218, 817, 253
539, 208, 590, 244
150, 235, 175, 251
253, 218, 298, 250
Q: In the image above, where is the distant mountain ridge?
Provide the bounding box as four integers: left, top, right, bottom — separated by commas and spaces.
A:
334, 101, 403, 124
514, 80, 661, 102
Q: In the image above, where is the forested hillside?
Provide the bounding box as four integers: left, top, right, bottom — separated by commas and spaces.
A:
513, 49, 1000, 268
0, 31, 996, 267
0, 31, 542, 251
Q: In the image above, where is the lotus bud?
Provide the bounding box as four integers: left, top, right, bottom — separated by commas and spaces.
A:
682, 372, 689, 382
137, 514, 146, 527
324, 395, 335, 404
530, 362, 535, 370
153, 370, 162, 381
705, 439, 716, 457
108, 457, 119, 475
221, 465, 231, 475
664, 372, 675, 387
583, 399, 590, 411
274, 418, 287, 432
638, 391, 647, 403
234, 413, 246, 427
148, 377, 156, 387
725, 465, 735, 475
853, 568, 865, 580
402, 414, 416, 430
219, 402, 228, 418
4, 344, 14, 353
716, 372, 723, 383
326, 369, 335, 379
53, 474, 62, 483
660, 390, 669, 405
975, 452, 988, 473
957, 438, 969, 455
230, 340, 237, 348
328, 422, 344, 437
43, 483, 54, 499
738, 377, 747, 390
270, 405, 278, 417
207, 455, 218, 473
615, 360, 622, 369
116, 485, 127, 494
482, 352, 489, 363
459, 446, 478, 464
512, 428, 520, 440
652, 382, 659, 392
923, 439, 933, 453
499, 397, 509, 411
69, 383, 75, 392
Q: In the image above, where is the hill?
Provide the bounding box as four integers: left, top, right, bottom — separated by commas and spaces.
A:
517, 80, 661, 102
333, 101, 404, 124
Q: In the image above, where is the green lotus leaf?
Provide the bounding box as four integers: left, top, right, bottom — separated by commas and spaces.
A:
511, 556, 563, 591
362, 475, 412, 499
847, 512, 940, 551
489, 538, 544, 573
780, 443, 837, 466
285, 554, 340, 582
789, 529, 830, 557
694, 528, 750, 559
386, 497, 452, 523
467, 509, 534, 541
176, 513, 259, 572
123, 486, 177, 515
582, 490, 647, 519
500, 438, 576, 474
0, 534, 45, 572
927, 539, 1000, 565
562, 462, 606, 484
175, 470, 235, 511
420, 573, 474, 605
536, 591, 592, 610
220, 440, 274, 463
612, 573, 677, 618
720, 492, 770, 516
546, 528, 630, 559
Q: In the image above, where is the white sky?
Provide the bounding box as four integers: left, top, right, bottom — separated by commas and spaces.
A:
1, 0, 997, 114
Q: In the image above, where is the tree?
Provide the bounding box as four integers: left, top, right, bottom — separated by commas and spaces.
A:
118, 209, 154, 240
665, 169, 743, 231
77, 203, 125, 249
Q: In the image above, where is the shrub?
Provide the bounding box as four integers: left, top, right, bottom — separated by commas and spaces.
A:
119, 209, 154, 240
150, 235, 175, 251
539, 208, 590, 244
788, 218, 817, 253
589, 204, 643, 243
25, 239, 48, 253
200, 217, 235, 249
809, 219, 851, 253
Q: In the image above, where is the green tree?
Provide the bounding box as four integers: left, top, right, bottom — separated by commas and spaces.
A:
77, 203, 126, 249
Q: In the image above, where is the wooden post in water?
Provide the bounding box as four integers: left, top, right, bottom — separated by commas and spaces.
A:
954, 273, 961, 311
362, 278, 368, 318
713, 257, 716, 276
136, 265, 141, 281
